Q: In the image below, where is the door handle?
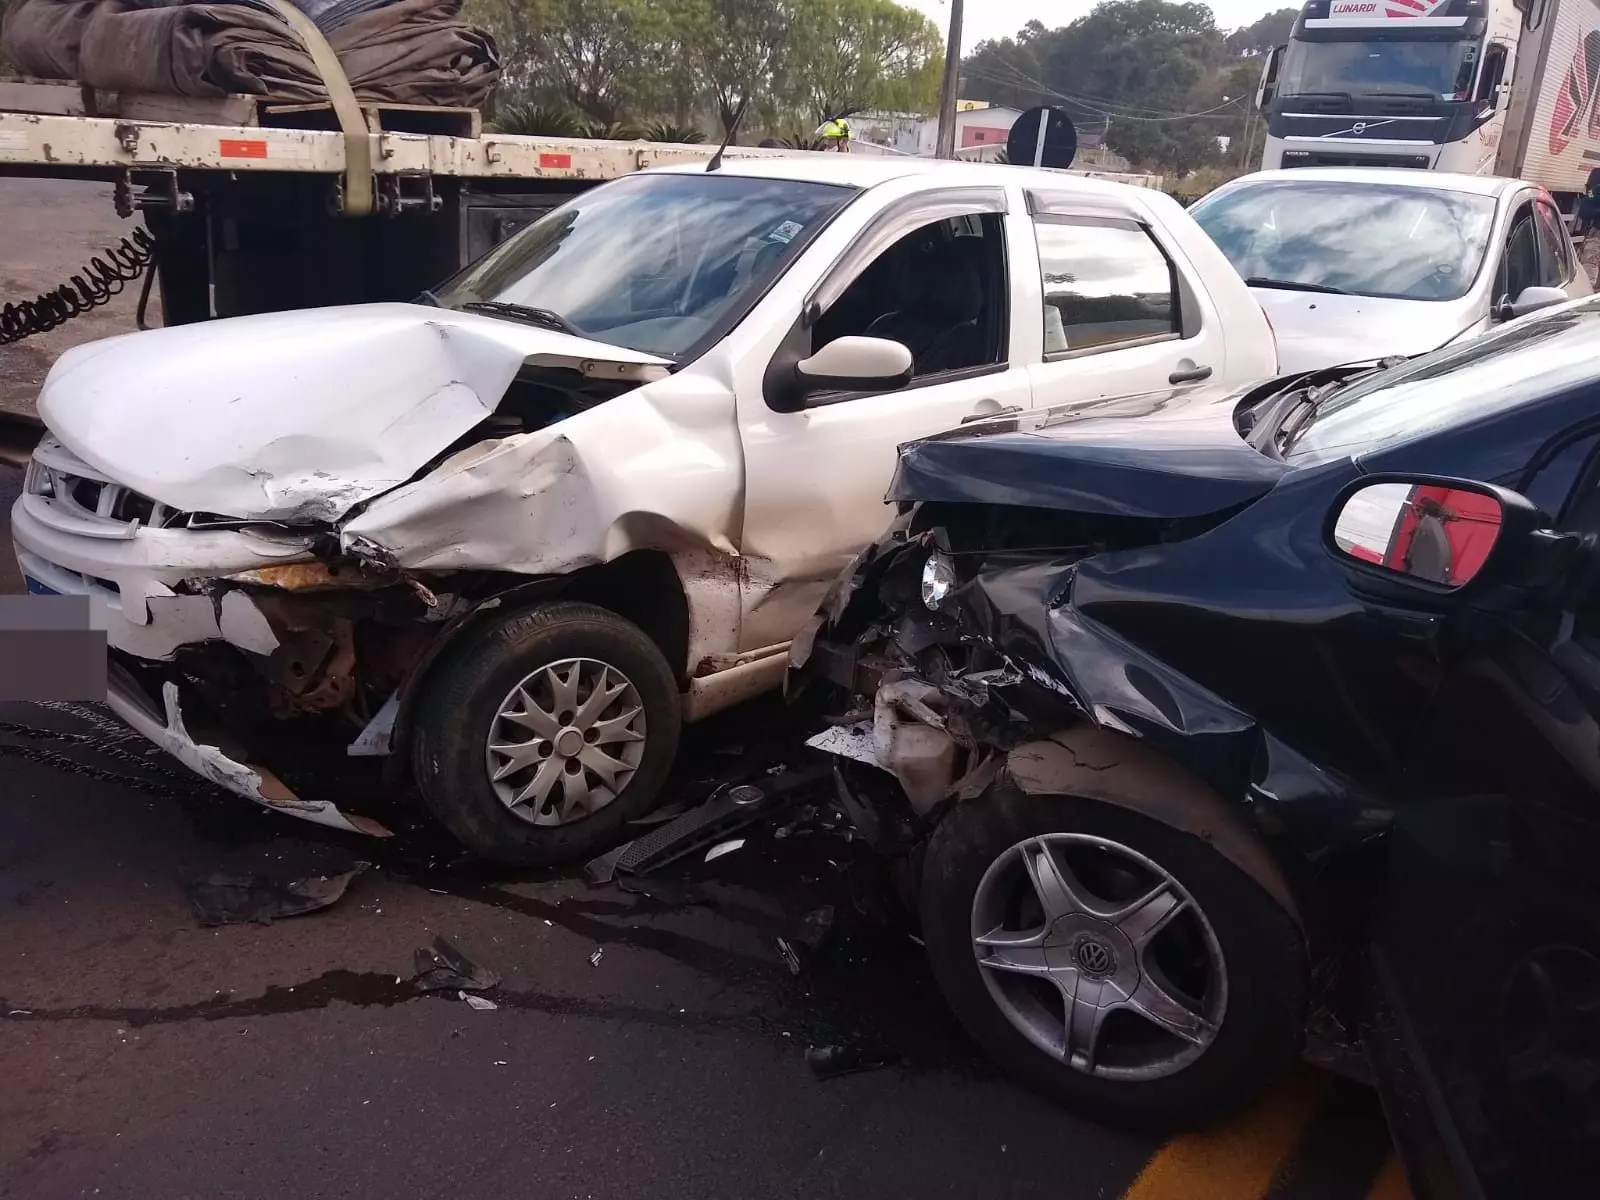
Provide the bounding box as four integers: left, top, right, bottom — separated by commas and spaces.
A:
1168, 365, 1213, 385
961, 404, 1022, 424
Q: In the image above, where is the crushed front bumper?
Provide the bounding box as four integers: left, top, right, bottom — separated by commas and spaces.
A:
105, 660, 391, 837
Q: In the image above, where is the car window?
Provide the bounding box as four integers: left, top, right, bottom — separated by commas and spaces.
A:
1033, 218, 1178, 356
1499, 210, 1542, 300
435, 173, 856, 359
1536, 200, 1574, 285
1189, 181, 1495, 301
810, 213, 1008, 378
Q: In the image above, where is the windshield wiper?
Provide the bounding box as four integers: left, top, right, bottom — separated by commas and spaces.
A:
1244, 277, 1352, 296
460, 300, 584, 336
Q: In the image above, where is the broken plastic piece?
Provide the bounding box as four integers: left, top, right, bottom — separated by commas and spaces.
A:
776, 937, 802, 975
584, 843, 629, 885
589, 948, 604, 967
805, 1044, 901, 1081
705, 838, 747, 862
185, 862, 367, 927
462, 992, 498, 1011
413, 936, 500, 993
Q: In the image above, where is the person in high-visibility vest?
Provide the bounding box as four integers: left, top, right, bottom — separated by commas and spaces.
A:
816, 117, 851, 151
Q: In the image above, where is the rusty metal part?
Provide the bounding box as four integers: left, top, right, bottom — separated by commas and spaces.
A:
267, 620, 358, 714
228, 560, 381, 592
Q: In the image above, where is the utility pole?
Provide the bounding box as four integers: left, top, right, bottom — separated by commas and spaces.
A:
934, 0, 964, 159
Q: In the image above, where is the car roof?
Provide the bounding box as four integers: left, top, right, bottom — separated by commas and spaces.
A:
1216, 168, 1525, 198
652, 152, 1153, 201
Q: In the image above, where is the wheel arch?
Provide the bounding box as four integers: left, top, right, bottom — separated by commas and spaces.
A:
993, 725, 1303, 929
383, 550, 691, 778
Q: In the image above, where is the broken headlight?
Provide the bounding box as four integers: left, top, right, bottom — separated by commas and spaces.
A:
921, 551, 957, 610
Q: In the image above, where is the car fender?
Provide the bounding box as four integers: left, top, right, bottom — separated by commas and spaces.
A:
1001, 724, 1303, 927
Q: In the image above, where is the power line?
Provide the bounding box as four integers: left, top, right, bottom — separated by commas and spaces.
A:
964, 62, 1247, 122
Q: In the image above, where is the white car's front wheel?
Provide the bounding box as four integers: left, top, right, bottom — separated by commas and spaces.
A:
411, 602, 681, 865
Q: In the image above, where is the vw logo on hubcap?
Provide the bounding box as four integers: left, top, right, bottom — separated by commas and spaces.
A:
1074, 938, 1115, 977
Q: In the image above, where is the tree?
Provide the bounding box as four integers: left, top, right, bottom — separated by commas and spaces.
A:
959, 0, 1233, 172
962, 20, 1059, 111
788, 0, 943, 123
1226, 8, 1296, 56
470, 0, 672, 124
700, 0, 796, 139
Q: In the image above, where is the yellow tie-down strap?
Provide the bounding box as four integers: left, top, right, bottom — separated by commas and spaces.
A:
264, 0, 374, 217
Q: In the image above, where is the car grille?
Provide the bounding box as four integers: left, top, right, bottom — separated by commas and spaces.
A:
1279, 151, 1432, 170
27, 438, 202, 530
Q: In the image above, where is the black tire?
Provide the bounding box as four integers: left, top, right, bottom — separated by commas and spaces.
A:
411, 601, 681, 866
919, 788, 1306, 1131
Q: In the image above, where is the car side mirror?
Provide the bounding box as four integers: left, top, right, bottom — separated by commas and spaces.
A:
1325, 475, 1573, 601
767, 335, 914, 412
1257, 44, 1284, 111
1497, 285, 1568, 321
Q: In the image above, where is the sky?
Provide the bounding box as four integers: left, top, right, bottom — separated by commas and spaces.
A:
906, 0, 1286, 55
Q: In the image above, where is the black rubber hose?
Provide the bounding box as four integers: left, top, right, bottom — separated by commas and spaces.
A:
0, 227, 158, 346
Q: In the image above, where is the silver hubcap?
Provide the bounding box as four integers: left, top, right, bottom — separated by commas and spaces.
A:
971, 833, 1227, 1080
484, 657, 647, 826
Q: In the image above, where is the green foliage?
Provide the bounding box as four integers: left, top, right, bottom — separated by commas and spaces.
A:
488, 99, 585, 136
962, 0, 1291, 174
641, 121, 707, 144
579, 119, 646, 140
470, 0, 941, 141
1226, 8, 1296, 55
788, 0, 943, 125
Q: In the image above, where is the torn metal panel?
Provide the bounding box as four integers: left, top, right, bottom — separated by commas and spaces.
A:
872, 678, 958, 814
217, 591, 280, 656
104, 673, 391, 837
36, 303, 670, 523
348, 694, 401, 757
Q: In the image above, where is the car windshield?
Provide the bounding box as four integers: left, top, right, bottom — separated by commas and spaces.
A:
1279, 37, 1480, 99
1190, 180, 1495, 301
435, 173, 857, 358
1287, 297, 1599, 462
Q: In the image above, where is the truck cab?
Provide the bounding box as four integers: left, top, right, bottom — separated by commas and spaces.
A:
1258, 0, 1518, 173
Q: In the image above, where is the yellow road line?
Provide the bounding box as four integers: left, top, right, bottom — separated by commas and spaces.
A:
1366, 1153, 1413, 1200
1121, 1071, 1330, 1200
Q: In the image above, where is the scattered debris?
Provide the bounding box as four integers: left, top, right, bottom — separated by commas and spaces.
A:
184, 862, 368, 927
776, 937, 802, 975
704, 838, 746, 863
616, 874, 703, 907
8, 1009, 32, 1017
412, 936, 500, 994
796, 906, 836, 953
584, 843, 630, 885
805, 1044, 901, 1081
589, 948, 604, 967
908, 933, 925, 947
462, 992, 498, 1011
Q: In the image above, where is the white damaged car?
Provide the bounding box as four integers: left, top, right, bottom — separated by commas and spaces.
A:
12, 156, 1277, 862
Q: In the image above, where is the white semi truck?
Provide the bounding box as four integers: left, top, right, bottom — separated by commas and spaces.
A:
1256, 0, 1600, 208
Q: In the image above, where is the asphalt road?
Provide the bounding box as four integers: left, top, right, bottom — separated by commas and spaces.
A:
0, 465, 1408, 1200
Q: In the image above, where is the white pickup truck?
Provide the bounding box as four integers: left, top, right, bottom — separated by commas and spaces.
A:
11, 153, 1278, 863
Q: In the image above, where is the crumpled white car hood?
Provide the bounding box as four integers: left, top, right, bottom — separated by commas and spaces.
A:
37, 302, 671, 523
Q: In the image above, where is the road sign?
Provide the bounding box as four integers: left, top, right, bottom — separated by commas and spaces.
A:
1006, 106, 1078, 170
